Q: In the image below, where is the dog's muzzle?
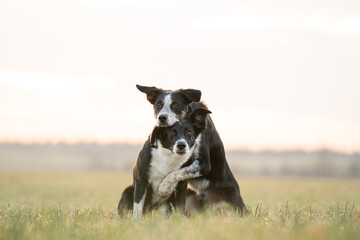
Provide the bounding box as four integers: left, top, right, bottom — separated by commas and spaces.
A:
174, 140, 188, 155
157, 114, 170, 127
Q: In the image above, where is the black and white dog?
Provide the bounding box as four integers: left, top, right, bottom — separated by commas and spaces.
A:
136, 85, 201, 127
136, 85, 247, 214
118, 85, 205, 216
117, 107, 211, 216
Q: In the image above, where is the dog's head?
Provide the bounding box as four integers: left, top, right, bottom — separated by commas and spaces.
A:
150, 106, 211, 155
136, 84, 201, 127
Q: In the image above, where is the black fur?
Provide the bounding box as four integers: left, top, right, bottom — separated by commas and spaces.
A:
185, 102, 247, 214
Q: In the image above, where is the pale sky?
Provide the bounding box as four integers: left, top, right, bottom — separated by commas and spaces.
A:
0, 0, 360, 152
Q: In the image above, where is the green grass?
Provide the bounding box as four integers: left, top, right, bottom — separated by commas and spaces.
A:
0, 171, 359, 240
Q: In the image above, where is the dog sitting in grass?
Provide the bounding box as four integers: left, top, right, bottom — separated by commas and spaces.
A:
118, 105, 211, 216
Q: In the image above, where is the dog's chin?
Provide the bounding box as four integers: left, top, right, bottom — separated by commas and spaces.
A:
158, 123, 169, 127
156, 121, 170, 127
175, 150, 188, 156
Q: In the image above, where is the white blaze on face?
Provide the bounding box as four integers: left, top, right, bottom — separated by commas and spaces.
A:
157, 93, 179, 126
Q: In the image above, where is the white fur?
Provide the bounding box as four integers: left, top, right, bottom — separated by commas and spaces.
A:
157, 134, 204, 199
157, 93, 178, 126
157, 159, 202, 199
133, 188, 147, 217
193, 134, 202, 157
149, 140, 195, 204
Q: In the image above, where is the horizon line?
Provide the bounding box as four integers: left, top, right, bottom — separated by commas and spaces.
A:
0, 140, 359, 155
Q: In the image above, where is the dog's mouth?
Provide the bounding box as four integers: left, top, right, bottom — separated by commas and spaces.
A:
174, 149, 188, 155
157, 122, 170, 127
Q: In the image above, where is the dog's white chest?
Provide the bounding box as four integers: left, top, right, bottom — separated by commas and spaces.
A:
148, 145, 190, 203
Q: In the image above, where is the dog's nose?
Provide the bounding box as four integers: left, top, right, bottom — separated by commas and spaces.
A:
177, 142, 186, 150
158, 114, 168, 123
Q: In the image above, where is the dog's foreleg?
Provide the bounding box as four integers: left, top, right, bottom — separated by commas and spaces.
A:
133, 178, 148, 217
158, 160, 201, 199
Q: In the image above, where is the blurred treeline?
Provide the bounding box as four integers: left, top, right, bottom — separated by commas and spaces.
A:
0, 143, 359, 178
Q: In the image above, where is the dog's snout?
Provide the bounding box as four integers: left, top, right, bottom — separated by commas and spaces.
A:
177, 142, 186, 150
158, 114, 168, 123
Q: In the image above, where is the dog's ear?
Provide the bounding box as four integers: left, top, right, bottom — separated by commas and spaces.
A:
150, 126, 161, 146
189, 107, 212, 133
136, 84, 163, 104
179, 89, 202, 105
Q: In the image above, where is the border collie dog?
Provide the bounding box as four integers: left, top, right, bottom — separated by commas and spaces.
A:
117, 107, 211, 216
136, 85, 247, 214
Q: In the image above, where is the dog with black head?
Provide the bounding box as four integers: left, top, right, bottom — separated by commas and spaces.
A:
117, 98, 210, 217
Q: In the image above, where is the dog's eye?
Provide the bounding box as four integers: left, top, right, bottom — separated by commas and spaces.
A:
169, 131, 176, 136
156, 103, 162, 108
172, 103, 178, 108
185, 131, 192, 136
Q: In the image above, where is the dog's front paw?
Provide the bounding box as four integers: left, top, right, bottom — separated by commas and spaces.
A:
158, 181, 176, 199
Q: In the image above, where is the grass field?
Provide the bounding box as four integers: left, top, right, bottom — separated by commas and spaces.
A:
0, 171, 359, 240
